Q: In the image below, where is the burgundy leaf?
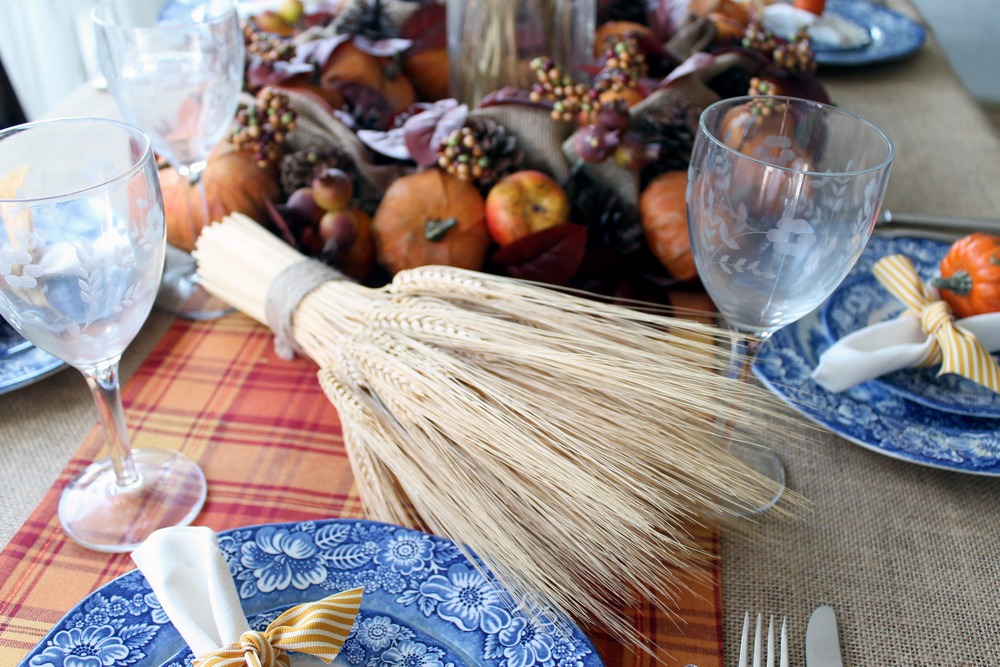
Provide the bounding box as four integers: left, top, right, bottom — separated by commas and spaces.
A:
292, 34, 352, 67
661, 52, 716, 87
477, 86, 554, 110
246, 59, 315, 88
262, 197, 298, 247
352, 36, 413, 57
357, 128, 412, 160
649, 0, 692, 41
400, 2, 447, 54
491, 224, 588, 285
336, 80, 394, 130
402, 100, 467, 166
711, 46, 773, 68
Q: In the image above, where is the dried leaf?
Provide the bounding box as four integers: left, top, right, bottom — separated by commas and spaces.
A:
357, 128, 411, 160
477, 87, 554, 110
262, 197, 299, 247
399, 2, 447, 54
352, 36, 413, 57
402, 100, 467, 166
246, 59, 315, 89
293, 34, 353, 67
661, 52, 716, 87
491, 224, 588, 285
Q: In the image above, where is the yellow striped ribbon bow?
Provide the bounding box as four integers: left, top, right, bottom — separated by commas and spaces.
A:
872, 254, 1000, 393
194, 587, 363, 667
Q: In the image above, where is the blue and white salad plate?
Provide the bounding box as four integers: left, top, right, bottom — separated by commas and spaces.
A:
815, 0, 926, 66
0, 318, 65, 395
754, 236, 1000, 475
19, 519, 603, 667
822, 238, 1000, 418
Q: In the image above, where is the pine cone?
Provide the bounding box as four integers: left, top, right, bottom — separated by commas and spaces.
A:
436, 117, 523, 192
469, 117, 523, 189
571, 177, 643, 255
597, 0, 649, 26
335, 0, 395, 40
280, 145, 352, 196
635, 103, 697, 180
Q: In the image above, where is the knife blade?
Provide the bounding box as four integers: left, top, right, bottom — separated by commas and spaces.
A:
805, 605, 844, 667
875, 209, 1000, 237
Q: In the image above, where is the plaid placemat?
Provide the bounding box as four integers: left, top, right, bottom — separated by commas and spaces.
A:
0, 314, 722, 667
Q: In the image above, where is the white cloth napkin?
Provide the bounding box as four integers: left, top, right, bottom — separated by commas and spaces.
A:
811, 312, 1000, 392
131, 526, 252, 659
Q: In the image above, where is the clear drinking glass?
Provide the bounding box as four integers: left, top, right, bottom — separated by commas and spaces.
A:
0, 118, 207, 552
92, 0, 244, 320
687, 96, 893, 511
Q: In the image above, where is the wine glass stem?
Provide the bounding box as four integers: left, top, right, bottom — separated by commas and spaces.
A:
80, 358, 141, 490
722, 330, 772, 433
178, 160, 210, 244
727, 331, 770, 387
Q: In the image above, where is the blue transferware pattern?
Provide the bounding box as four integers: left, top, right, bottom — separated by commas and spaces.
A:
754, 236, 1000, 475
19, 519, 602, 667
823, 239, 1000, 418
0, 318, 65, 395
816, 0, 925, 66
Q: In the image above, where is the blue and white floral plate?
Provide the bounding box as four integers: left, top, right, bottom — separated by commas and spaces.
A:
815, 0, 926, 66
754, 237, 1000, 475
0, 318, 65, 395
19, 519, 603, 667
822, 238, 1000, 418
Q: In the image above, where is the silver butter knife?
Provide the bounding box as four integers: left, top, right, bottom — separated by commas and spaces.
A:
806, 605, 844, 667
874, 209, 1000, 241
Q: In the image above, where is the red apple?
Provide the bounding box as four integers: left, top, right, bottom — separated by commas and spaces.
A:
312, 168, 354, 212
485, 171, 570, 246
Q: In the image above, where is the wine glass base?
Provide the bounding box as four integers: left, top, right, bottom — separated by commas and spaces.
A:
718, 442, 786, 517
58, 448, 207, 552
156, 245, 235, 320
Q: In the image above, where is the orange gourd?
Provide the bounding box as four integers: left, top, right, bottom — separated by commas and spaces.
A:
794, 0, 827, 16
372, 170, 490, 275
640, 171, 697, 281
321, 41, 417, 113
932, 232, 1000, 318
159, 144, 280, 252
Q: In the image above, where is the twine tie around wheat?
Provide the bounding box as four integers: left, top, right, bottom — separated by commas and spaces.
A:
265, 259, 346, 360
872, 254, 1000, 392
193, 588, 363, 667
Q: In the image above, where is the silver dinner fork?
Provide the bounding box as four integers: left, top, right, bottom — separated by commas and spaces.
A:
737, 612, 788, 667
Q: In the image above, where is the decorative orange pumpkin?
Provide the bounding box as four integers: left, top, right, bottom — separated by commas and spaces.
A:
337, 209, 376, 282
372, 170, 490, 275
403, 49, 450, 101
640, 171, 697, 281
160, 144, 280, 252
932, 232, 1000, 318
794, 0, 827, 16
321, 41, 417, 113
598, 86, 646, 108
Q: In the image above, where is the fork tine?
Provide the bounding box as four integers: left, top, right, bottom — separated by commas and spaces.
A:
780, 617, 789, 667
766, 615, 775, 667
738, 612, 749, 667
753, 613, 762, 667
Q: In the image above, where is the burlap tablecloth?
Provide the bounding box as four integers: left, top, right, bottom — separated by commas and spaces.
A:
4, 1, 1000, 663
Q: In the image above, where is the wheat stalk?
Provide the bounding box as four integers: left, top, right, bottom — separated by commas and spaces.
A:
194, 214, 795, 644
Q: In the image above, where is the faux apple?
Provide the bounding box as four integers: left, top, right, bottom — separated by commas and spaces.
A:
485, 171, 570, 246
312, 168, 354, 212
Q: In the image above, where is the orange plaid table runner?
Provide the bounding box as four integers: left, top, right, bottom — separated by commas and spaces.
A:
0, 314, 723, 667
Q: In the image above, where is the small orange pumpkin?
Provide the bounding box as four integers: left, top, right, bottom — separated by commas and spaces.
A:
640, 171, 697, 281
372, 170, 490, 275
932, 232, 1000, 318
160, 144, 280, 252
321, 41, 417, 113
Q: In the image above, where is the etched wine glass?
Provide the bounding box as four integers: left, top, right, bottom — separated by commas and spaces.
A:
687, 96, 893, 512
92, 0, 244, 319
0, 118, 206, 552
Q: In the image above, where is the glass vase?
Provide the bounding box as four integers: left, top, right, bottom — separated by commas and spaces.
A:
447, 0, 596, 107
